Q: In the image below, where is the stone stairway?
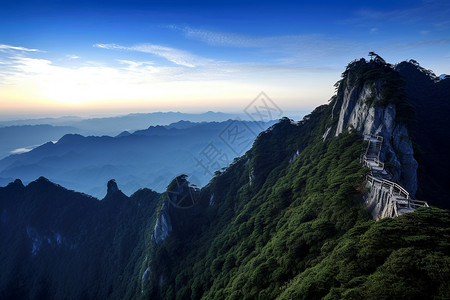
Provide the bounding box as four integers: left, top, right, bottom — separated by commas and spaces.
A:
362, 134, 428, 219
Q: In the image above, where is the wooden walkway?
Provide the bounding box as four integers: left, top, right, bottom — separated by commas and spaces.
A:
362, 134, 428, 219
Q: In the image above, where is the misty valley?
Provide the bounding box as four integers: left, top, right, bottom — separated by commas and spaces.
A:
1, 0, 450, 298
1, 56, 449, 299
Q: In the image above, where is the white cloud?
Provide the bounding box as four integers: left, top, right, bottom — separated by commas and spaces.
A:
164, 25, 363, 68
181, 27, 261, 47
0, 44, 39, 52
10, 147, 34, 154
348, 1, 450, 27
94, 43, 211, 68
0, 44, 41, 52
173, 26, 324, 50
117, 59, 153, 68
384, 38, 450, 51
0, 44, 337, 114
67, 55, 80, 59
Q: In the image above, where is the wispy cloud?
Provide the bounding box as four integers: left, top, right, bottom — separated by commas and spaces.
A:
347, 1, 450, 28
0, 43, 338, 113
94, 43, 212, 68
0, 44, 39, 52
169, 25, 325, 50
179, 26, 267, 47
164, 25, 364, 68
386, 38, 450, 51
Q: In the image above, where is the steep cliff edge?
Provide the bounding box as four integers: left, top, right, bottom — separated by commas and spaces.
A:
0, 178, 160, 299
326, 58, 418, 196
143, 89, 449, 299
395, 61, 450, 208
1, 57, 448, 300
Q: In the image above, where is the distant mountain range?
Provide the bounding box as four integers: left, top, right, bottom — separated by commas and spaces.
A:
1, 58, 449, 299
128, 58, 450, 299
0, 120, 275, 198
0, 111, 294, 160
0, 125, 84, 159
0, 111, 248, 136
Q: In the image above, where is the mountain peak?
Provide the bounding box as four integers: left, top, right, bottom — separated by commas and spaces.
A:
6, 178, 24, 189
116, 130, 131, 137
107, 179, 119, 195
36, 176, 51, 183
57, 134, 84, 144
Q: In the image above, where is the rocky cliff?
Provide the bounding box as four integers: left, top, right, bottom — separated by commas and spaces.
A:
0, 177, 161, 299
326, 58, 418, 196
153, 202, 172, 244
394, 61, 450, 208
1, 57, 449, 300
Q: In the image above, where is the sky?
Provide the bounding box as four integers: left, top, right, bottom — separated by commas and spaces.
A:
0, 0, 449, 120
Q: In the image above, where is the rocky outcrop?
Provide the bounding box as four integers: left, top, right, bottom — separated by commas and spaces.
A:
142, 267, 150, 284
103, 179, 129, 204
331, 73, 418, 196
107, 179, 119, 194
153, 202, 172, 244
26, 226, 71, 256
289, 150, 300, 164
363, 182, 390, 219
153, 175, 199, 244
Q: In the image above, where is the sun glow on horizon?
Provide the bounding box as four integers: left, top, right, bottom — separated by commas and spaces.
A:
1, 0, 449, 118
0, 47, 335, 116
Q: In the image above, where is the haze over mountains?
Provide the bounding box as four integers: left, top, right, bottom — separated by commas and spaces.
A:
1, 58, 449, 299
0, 125, 83, 158
0, 119, 275, 198
0, 112, 257, 159
0, 111, 247, 135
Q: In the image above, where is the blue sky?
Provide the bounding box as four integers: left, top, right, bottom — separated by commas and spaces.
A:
0, 0, 449, 119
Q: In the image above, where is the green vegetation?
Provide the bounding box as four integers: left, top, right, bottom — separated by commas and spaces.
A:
2, 58, 448, 300
279, 208, 450, 299
143, 98, 450, 299
0, 179, 161, 299
334, 57, 415, 125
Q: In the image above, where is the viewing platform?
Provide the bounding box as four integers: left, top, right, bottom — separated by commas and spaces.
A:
362, 134, 428, 219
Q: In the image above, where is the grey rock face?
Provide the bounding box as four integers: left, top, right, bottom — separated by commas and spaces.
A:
153, 203, 172, 244
249, 168, 255, 185
322, 127, 332, 141
333, 82, 418, 196
363, 184, 390, 220
289, 150, 300, 164
142, 267, 150, 284
335, 84, 374, 135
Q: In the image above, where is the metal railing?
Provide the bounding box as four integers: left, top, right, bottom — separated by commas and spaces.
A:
363, 134, 384, 170
366, 175, 409, 199
363, 134, 383, 142
362, 133, 429, 218
363, 155, 385, 169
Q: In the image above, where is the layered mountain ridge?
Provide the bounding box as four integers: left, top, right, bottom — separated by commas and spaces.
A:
142, 57, 450, 299
0, 120, 274, 198
1, 57, 449, 299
